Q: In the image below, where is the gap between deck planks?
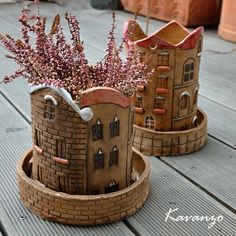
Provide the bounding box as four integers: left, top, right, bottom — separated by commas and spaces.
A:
1, 93, 236, 235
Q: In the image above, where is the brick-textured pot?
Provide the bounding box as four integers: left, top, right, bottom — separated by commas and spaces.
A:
124, 20, 208, 156
17, 85, 150, 225
218, 0, 236, 42
121, 0, 221, 26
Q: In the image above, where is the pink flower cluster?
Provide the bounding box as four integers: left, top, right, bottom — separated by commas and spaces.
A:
0, 12, 151, 99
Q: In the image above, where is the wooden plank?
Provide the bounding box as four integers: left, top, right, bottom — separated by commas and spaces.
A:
0, 94, 134, 236
127, 156, 236, 236
160, 136, 236, 211
198, 96, 236, 148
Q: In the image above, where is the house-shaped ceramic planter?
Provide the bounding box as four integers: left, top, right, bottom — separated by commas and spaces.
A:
123, 20, 207, 156
17, 86, 150, 225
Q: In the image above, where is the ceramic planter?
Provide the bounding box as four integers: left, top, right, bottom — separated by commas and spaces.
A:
124, 20, 208, 156
218, 0, 236, 42
17, 86, 150, 225
121, 0, 221, 26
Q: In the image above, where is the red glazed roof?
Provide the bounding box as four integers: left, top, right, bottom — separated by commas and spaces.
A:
124, 20, 203, 50
80, 87, 131, 108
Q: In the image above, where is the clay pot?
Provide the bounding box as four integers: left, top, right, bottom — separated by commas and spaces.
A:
121, 0, 221, 27
218, 0, 236, 42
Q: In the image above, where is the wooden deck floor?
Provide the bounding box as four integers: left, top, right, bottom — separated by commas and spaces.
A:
0, 2, 236, 236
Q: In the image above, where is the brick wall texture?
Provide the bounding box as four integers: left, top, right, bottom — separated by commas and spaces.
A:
31, 88, 88, 194
133, 108, 207, 156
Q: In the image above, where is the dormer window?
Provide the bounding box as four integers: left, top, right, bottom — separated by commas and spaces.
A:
44, 95, 57, 120
109, 146, 119, 167
92, 119, 103, 140
157, 52, 169, 66
94, 149, 104, 169
154, 96, 165, 109
110, 116, 119, 137
184, 60, 195, 81
135, 95, 143, 108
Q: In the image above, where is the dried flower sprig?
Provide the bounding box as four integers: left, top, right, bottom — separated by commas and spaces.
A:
0, 12, 152, 99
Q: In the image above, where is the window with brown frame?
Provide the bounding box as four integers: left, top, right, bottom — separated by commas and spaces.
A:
183, 62, 194, 81
157, 75, 168, 88
154, 96, 165, 109
44, 100, 56, 119
135, 96, 143, 108
157, 52, 169, 66
57, 140, 66, 159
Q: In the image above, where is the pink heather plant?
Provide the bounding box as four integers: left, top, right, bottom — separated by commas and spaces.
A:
0, 12, 151, 100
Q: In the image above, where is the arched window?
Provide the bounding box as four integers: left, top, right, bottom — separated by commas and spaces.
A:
179, 92, 190, 110
109, 146, 119, 167
92, 119, 103, 140
94, 149, 104, 169
44, 100, 56, 119
183, 59, 195, 82
144, 116, 155, 129
110, 116, 119, 137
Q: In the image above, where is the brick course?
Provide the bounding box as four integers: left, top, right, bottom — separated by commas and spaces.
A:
133, 108, 207, 156
18, 148, 149, 225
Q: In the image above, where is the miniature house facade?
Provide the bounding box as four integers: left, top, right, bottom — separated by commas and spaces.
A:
30, 87, 134, 195
125, 20, 203, 132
